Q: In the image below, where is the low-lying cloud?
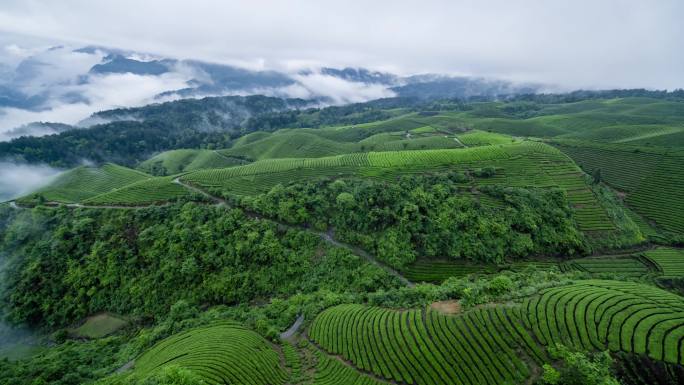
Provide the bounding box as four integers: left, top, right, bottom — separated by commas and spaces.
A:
0, 162, 63, 201
0, 44, 196, 137
285, 73, 395, 104
0, 42, 405, 139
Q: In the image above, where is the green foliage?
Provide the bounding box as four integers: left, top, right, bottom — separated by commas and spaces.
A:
3, 94, 684, 385
0, 337, 124, 385
487, 275, 513, 295
143, 366, 207, 385
544, 345, 619, 385
183, 141, 615, 233
0, 204, 399, 328
243, 175, 588, 268
582, 181, 645, 249
542, 364, 561, 384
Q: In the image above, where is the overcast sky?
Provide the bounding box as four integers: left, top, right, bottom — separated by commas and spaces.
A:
0, 0, 682, 89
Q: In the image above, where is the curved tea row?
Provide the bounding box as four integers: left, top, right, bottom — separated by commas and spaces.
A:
523, 280, 684, 364
133, 322, 287, 385
309, 304, 542, 385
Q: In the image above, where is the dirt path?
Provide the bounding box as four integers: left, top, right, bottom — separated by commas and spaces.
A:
280, 314, 304, 340
115, 360, 134, 373
453, 137, 467, 147
318, 229, 414, 287
173, 177, 226, 205
174, 178, 413, 286
11, 179, 414, 287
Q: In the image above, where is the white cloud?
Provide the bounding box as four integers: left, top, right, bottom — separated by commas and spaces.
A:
0, 58, 195, 136
0, 162, 63, 201
0, 0, 680, 90
12, 46, 104, 95
286, 73, 395, 104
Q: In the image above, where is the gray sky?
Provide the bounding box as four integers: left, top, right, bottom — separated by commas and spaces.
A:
1, 0, 682, 89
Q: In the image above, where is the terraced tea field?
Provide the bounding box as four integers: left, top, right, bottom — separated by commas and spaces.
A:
406, 250, 684, 283
560, 255, 652, 277
306, 279, 684, 385
523, 280, 684, 364
554, 141, 684, 234
643, 248, 684, 278
84, 176, 192, 205
402, 260, 496, 282
314, 352, 389, 385
129, 322, 287, 385
20, 163, 150, 203
139, 149, 247, 175
217, 124, 467, 162
456, 130, 516, 146
182, 141, 614, 232
309, 304, 543, 385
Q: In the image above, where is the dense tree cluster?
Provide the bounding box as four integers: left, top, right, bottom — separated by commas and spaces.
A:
0, 203, 397, 328
240, 173, 589, 268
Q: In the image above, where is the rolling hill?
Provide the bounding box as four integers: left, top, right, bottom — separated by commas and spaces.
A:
5, 94, 684, 385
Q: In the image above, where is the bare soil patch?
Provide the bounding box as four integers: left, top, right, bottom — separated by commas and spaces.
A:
429, 300, 461, 315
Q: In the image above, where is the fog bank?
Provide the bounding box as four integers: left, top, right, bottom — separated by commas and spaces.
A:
0, 162, 62, 201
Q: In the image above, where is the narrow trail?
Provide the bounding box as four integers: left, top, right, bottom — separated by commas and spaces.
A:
173, 177, 226, 205
11, 178, 413, 287
280, 314, 304, 340
318, 229, 414, 287
173, 178, 414, 286
115, 360, 134, 373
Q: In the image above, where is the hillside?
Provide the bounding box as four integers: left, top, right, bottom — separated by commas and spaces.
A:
18, 163, 151, 203
2, 95, 684, 385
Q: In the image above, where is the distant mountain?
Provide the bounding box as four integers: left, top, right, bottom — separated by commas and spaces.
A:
319, 67, 398, 85
3, 122, 74, 138
393, 76, 539, 100
0, 95, 310, 167
89, 54, 172, 75
161, 60, 296, 99
81, 94, 311, 130
0, 44, 543, 139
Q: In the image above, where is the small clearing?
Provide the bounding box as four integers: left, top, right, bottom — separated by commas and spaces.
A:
71, 312, 128, 339
429, 300, 461, 315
